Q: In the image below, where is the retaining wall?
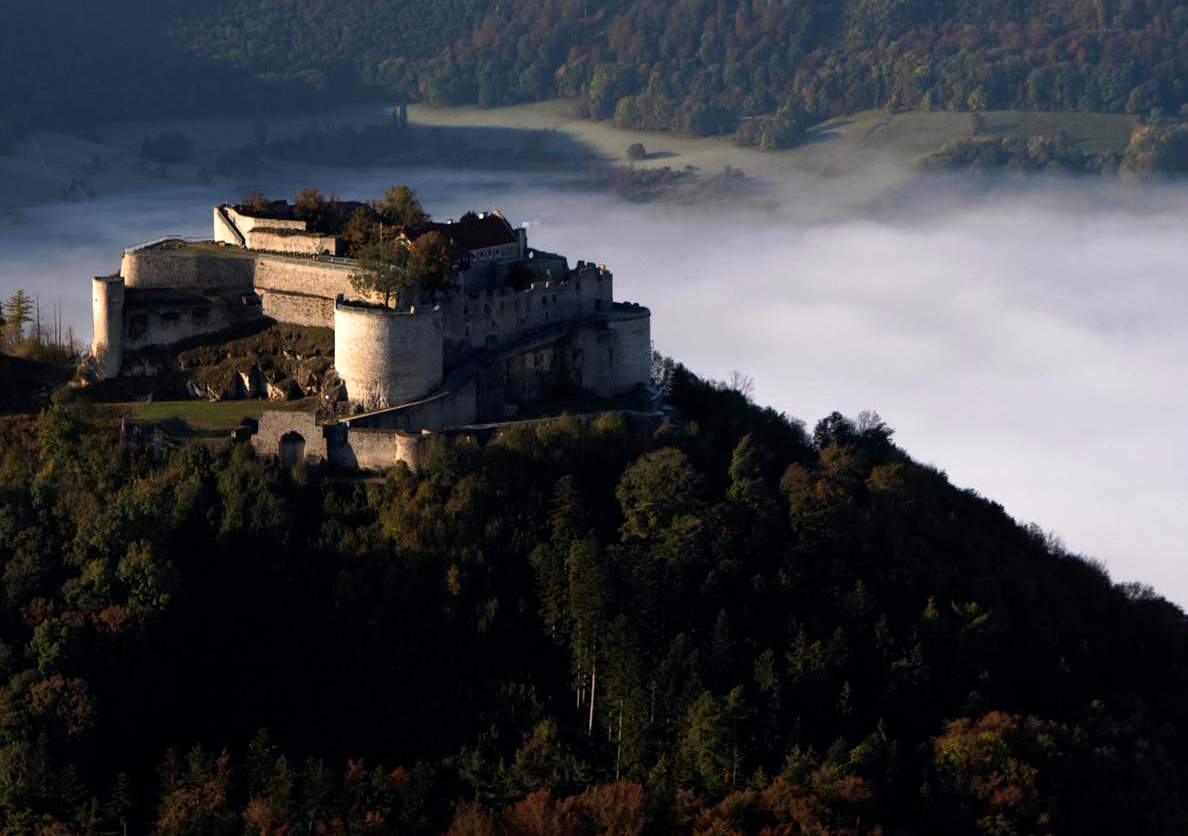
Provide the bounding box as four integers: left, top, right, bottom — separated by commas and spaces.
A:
252, 255, 359, 327
123, 291, 263, 354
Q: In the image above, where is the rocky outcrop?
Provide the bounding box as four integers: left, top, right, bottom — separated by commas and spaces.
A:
175, 324, 336, 403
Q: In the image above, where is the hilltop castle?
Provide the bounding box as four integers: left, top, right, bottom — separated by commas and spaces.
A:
90, 197, 653, 469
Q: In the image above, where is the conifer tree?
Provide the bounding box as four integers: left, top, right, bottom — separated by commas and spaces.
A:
4, 289, 32, 345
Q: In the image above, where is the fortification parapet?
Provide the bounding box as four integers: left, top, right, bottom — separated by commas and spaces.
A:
334, 296, 444, 410
91, 276, 125, 379
122, 243, 254, 290
221, 205, 306, 236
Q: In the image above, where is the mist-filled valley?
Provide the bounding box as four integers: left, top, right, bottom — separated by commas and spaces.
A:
3, 154, 1185, 607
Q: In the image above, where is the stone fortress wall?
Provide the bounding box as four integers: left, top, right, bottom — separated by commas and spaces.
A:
121, 244, 254, 291
215, 205, 341, 256
440, 262, 614, 363
253, 257, 357, 326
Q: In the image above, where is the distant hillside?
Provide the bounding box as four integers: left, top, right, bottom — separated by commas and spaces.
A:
3, 1, 1187, 148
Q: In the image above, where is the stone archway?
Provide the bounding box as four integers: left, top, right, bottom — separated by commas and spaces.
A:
278, 431, 306, 466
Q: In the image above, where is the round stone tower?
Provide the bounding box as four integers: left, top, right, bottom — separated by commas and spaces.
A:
333, 298, 443, 410
91, 275, 126, 379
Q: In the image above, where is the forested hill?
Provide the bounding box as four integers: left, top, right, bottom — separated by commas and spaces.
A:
3, 0, 1187, 146
2, 364, 1187, 833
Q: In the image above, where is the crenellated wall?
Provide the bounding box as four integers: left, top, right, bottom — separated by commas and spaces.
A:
440, 263, 613, 364
333, 299, 444, 410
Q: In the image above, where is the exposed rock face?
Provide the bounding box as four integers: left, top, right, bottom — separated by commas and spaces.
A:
267, 378, 302, 401
175, 324, 336, 402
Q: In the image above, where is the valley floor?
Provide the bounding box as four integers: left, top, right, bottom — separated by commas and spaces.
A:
0, 99, 1137, 213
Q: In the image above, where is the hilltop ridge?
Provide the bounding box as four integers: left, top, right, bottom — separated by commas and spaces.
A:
2, 0, 1186, 144
0, 360, 1185, 833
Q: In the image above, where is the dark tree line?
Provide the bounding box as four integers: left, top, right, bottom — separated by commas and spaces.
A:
0, 362, 1186, 833
189, 0, 1188, 146
4, 0, 1188, 153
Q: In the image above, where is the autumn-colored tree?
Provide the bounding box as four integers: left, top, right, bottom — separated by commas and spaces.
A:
932, 712, 1057, 835
378, 185, 427, 229
343, 205, 381, 257
350, 239, 411, 307
241, 190, 271, 214
156, 747, 238, 835
409, 230, 453, 295
571, 781, 650, 836
502, 790, 584, 836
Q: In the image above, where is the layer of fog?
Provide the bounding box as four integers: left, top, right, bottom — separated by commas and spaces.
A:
1, 165, 1185, 607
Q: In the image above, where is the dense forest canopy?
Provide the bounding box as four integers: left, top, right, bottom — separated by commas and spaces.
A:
3, 0, 1187, 145
1, 362, 1186, 833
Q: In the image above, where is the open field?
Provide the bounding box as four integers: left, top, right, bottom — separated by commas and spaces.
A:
122, 397, 314, 432
409, 99, 1137, 177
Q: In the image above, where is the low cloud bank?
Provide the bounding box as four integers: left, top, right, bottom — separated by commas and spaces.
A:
2, 167, 1185, 604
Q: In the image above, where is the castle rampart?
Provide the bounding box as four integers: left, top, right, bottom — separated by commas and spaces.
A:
122, 245, 254, 291
333, 298, 444, 410
253, 255, 358, 327
219, 206, 306, 236
216, 205, 341, 256
246, 228, 342, 256
440, 263, 614, 363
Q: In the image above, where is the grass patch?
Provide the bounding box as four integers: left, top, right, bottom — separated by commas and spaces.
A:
123, 398, 315, 431
149, 240, 255, 259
